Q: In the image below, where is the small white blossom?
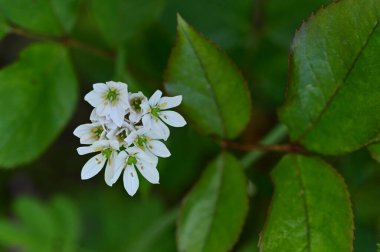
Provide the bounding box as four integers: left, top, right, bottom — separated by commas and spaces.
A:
85, 81, 129, 127
73, 122, 105, 144
74, 81, 186, 196
128, 92, 148, 123
125, 128, 171, 158
113, 147, 159, 196
141, 90, 186, 140
77, 140, 120, 186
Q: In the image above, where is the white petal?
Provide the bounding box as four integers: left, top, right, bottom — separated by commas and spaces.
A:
109, 105, 126, 127
104, 152, 117, 186
142, 114, 152, 128
112, 160, 124, 183
73, 124, 92, 138
129, 112, 141, 123
151, 119, 170, 140
159, 96, 182, 110
136, 160, 159, 184
96, 103, 111, 117
84, 91, 103, 108
81, 154, 106, 180
77, 146, 96, 155
147, 140, 171, 158
160, 111, 187, 127
109, 140, 120, 150
123, 165, 139, 196
93, 83, 108, 92
149, 90, 162, 106
125, 130, 138, 146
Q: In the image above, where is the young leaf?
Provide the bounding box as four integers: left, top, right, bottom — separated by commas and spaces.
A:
279, 0, 380, 155
164, 15, 251, 140
177, 152, 248, 252
0, 43, 78, 168
90, 0, 166, 47
260, 155, 353, 252
0, 0, 81, 35
367, 143, 380, 163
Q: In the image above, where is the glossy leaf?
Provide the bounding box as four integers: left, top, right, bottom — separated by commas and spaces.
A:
279, 0, 380, 155
177, 152, 248, 252
367, 144, 380, 163
260, 155, 353, 252
90, 0, 166, 46
0, 0, 81, 35
165, 16, 251, 139
0, 43, 78, 168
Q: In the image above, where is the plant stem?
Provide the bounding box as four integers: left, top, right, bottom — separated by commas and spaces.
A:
9, 26, 114, 60
240, 124, 289, 169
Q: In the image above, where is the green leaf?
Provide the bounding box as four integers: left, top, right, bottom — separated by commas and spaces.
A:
0, 0, 81, 35
0, 15, 8, 39
90, 0, 166, 47
279, 0, 380, 155
259, 154, 353, 252
367, 143, 380, 163
50, 197, 81, 252
0, 43, 78, 168
177, 152, 248, 252
0, 196, 81, 252
165, 16, 251, 139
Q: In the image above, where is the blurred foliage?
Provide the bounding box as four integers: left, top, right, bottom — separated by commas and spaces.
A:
0, 0, 379, 251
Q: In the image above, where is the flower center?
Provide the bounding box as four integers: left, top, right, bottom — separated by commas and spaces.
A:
130, 97, 143, 112
92, 127, 103, 139
136, 135, 147, 148
101, 148, 112, 159
151, 107, 160, 118
127, 155, 137, 165
117, 130, 127, 142
106, 88, 119, 102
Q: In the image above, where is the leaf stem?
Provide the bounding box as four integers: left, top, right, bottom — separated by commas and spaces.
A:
239, 124, 289, 169
9, 26, 114, 60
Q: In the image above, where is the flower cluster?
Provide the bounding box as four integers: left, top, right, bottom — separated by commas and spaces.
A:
73, 81, 186, 196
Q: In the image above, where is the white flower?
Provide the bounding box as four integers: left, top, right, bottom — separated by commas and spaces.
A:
85, 81, 129, 127
106, 122, 134, 146
128, 92, 148, 123
113, 147, 159, 196
77, 140, 120, 186
141, 90, 186, 140
125, 128, 170, 158
73, 122, 105, 144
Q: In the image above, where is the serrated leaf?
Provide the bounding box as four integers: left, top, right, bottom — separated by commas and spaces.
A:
177, 152, 248, 252
0, 43, 78, 168
165, 16, 251, 139
367, 143, 380, 163
260, 155, 353, 252
90, 0, 166, 47
0, 0, 81, 35
279, 0, 380, 155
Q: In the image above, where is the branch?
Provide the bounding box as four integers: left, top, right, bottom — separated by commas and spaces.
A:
9, 26, 114, 60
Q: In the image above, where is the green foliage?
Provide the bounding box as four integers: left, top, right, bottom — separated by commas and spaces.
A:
165, 15, 251, 139
90, 0, 166, 47
0, 0, 81, 35
0, 196, 80, 252
0, 15, 8, 39
0, 43, 78, 167
368, 144, 380, 163
177, 152, 248, 252
79, 190, 176, 252
260, 155, 353, 251
280, 0, 380, 155
0, 0, 378, 251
